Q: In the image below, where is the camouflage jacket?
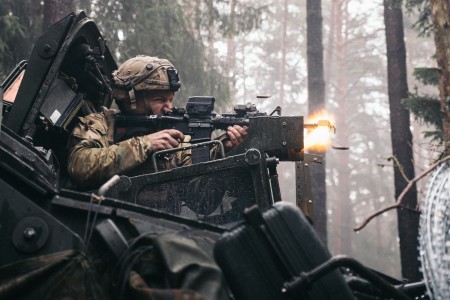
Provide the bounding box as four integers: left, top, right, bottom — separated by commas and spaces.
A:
0, 235, 231, 300
67, 108, 191, 189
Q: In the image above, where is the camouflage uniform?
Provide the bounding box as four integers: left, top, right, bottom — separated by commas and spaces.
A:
67, 107, 191, 189
67, 56, 192, 190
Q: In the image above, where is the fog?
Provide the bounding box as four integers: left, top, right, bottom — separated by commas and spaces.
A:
211, 0, 437, 278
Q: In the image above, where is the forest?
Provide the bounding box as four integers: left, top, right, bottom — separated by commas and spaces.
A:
0, 0, 448, 285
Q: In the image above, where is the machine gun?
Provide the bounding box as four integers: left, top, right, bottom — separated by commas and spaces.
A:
114, 96, 335, 164
114, 96, 265, 163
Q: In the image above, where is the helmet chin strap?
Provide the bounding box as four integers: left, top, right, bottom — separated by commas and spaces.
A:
128, 87, 137, 110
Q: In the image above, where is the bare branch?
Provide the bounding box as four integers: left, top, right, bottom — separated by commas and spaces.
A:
354, 155, 450, 232
390, 155, 411, 183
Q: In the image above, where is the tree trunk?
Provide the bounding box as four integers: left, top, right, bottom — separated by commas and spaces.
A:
334, 0, 352, 256
306, 0, 327, 244
431, 0, 450, 150
324, 0, 337, 101
383, 0, 420, 281
206, 1, 215, 69
278, 0, 289, 196
226, 0, 237, 81
280, 0, 288, 107
43, 0, 76, 31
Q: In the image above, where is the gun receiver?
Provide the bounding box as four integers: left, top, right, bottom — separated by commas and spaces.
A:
114, 97, 266, 143
114, 96, 249, 163
114, 96, 305, 163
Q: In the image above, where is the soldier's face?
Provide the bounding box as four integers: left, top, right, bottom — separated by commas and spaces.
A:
142, 91, 175, 116
124, 91, 175, 115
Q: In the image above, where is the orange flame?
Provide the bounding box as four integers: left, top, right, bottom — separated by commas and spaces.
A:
304, 110, 335, 152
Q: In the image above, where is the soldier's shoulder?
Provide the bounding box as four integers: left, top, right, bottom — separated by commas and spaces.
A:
81, 111, 108, 124
72, 111, 109, 137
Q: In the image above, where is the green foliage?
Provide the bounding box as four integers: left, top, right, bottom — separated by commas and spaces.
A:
403, 93, 442, 142
413, 67, 439, 86
218, 2, 269, 38
403, 1, 444, 144
179, 0, 268, 39
423, 130, 443, 142
0, 0, 265, 109
79, 0, 266, 109
0, 15, 25, 54
0, 0, 43, 79
403, 94, 441, 127
405, 0, 432, 37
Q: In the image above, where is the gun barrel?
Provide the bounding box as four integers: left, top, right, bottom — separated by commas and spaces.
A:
213, 117, 249, 130
304, 120, 336, 133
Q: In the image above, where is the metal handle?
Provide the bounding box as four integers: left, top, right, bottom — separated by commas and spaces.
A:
151, 140, 225, 172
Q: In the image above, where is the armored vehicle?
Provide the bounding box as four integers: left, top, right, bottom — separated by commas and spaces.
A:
0, 11, 428, 300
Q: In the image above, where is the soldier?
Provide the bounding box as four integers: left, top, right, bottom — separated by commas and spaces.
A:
67, 55, 248, 190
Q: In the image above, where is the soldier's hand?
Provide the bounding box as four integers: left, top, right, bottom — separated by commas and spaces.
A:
147, 129, 184, 152
224, 125, 249, 151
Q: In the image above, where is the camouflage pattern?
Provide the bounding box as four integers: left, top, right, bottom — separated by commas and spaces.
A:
124, 234, 231, 300
129, 271, 207, 300
67, 107, 191, 189
0, 238, 229, 300
112, 56, 180, 101
0, 250, 107, 300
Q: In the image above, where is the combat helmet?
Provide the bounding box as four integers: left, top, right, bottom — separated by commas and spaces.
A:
111, 55, 180, 109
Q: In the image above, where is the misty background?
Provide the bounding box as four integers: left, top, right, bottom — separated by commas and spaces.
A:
0, 0, 440, 279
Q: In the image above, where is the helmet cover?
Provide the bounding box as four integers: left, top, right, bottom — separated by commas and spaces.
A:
111, 55, 180, 102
